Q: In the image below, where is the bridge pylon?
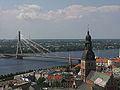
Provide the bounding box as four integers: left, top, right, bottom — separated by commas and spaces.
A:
16, 31, 23, 59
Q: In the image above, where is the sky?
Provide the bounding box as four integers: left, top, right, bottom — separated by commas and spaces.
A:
0, 0, 120, 39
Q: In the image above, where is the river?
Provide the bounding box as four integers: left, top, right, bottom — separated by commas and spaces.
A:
0, 49, 119, 75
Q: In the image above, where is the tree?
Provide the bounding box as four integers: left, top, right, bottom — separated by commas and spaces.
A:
37, 77, 46, 87
75, 67, 80, 74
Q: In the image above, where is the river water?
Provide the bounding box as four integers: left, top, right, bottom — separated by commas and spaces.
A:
0, 49, 119, 75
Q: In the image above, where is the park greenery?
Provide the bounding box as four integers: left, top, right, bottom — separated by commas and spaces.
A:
0, 39, 120, 54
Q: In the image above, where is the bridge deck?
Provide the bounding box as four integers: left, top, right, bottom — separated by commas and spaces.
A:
0, 54, 81, 60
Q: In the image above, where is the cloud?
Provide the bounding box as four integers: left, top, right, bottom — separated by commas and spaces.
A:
98, 5, 120, 12
16, 5, 96, 20
17, 4, 42, 20
16, 4, 120, 21
0, 4, 120, 21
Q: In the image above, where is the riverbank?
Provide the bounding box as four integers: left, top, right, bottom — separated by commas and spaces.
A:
0, 49, 119, 75
0, 65, 70, 81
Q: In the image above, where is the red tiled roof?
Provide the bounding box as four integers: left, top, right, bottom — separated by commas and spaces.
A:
111, 58, 120, 62
96, 58, 108, 63
104, 72, 113, 76
47, 74, 63, 80
74, 64, 81, 68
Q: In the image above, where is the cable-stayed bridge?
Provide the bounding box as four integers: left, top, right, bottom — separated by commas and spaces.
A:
0, 31, 80, 61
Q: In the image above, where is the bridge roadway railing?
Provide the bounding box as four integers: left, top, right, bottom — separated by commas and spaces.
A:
0, 53, 81, 60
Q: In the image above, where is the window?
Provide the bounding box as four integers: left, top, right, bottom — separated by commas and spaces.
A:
88, 63, 90, 66
83, 69, 84, 73
91, 63, 93, 66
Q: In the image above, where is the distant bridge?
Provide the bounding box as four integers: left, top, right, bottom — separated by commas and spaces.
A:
0, 31, 81, 62
0, 53, 80, 60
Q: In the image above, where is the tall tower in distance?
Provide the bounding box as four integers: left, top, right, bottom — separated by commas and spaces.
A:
81, 30, 96, 81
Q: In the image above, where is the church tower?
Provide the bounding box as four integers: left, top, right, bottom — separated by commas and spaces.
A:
81, 31, 96, 81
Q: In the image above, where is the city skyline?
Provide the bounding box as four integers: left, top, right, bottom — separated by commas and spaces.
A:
0, 0, 120, 39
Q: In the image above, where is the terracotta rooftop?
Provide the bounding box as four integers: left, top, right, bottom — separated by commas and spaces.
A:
47, 74, 63, 80
96, 58, 108, 63
74, 64, 81, 69
111, 58, 120, 62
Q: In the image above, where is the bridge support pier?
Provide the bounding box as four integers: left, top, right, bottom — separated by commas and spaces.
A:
16, 55, 23, 59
